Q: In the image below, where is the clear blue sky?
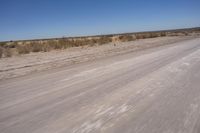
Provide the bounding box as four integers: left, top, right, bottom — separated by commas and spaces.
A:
0, 0, 200, 41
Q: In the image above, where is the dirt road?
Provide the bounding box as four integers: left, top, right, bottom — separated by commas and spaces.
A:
0, 38, 200, 133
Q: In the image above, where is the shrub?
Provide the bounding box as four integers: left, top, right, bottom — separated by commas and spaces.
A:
42, 43, 51, 52
7, 42, 17, 48
136, 34, 145, 39
143, 33, 152, 38
0, 42, 6, 47
4, 48, 12, 57
97, 37, 112, 45
160, 32, 166, 37
30, 42, 43, 52
57, 39, 66, 49
72, 40, 82, 47
119, 35, 136, 42
0, 47, 3, 58
184, 32, 189, 36
86, 39, 97, 46
150, 33, 159, 38
136, 33, 159, 39
16, 44, 31, 54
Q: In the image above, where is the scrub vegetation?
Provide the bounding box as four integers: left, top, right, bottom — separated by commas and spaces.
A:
0, 27, 200, 58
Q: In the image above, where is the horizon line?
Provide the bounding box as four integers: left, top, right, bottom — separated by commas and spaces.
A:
1, 26, 200, 43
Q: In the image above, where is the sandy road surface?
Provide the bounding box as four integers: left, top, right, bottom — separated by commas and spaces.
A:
0, 38, 200, 133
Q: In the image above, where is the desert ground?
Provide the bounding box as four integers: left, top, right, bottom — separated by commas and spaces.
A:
0, 35, 200, 133
0, 36, 198, 80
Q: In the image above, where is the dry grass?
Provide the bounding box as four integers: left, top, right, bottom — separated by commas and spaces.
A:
0, 28, 199, 58
0, 47, 3, 58
4, 48, 13, 57
119, 35, 136, 42
16, 44, 31, 54
97, 36, 112, 45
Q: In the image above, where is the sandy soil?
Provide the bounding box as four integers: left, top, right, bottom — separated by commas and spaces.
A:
0, 36, 198, 80
1, 38, 200, 133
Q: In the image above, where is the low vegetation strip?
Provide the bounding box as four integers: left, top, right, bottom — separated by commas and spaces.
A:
0, 27, 200, 58
0, 36, 199, 80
